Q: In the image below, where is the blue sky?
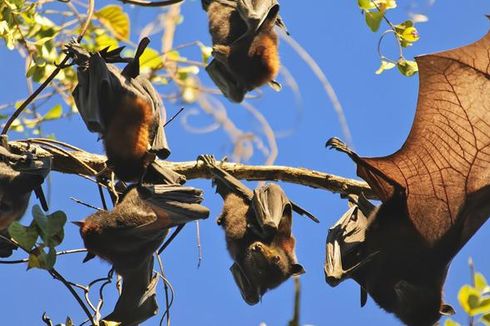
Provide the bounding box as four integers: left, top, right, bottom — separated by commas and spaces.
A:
1, 1, 490, 325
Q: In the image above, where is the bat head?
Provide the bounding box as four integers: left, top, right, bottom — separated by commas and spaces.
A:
232, 241, 304, 305
324, 200, 377, 287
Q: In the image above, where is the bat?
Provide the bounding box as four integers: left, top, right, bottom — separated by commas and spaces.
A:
202, 0, 286, 102
198, 155, 316, 304
324, 26, 490, 326
66, 38, 173, 183
77, 183, 210, 325
0, 145, 51, 257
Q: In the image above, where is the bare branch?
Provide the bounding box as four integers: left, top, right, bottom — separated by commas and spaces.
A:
8, 140, 375, 199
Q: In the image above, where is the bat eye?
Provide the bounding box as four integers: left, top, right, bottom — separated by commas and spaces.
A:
273, 255, 280, 263
350, 212, 358, 222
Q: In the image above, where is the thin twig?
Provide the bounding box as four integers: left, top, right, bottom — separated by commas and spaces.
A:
70, 197, 104, 211
163, 107, 184, 128
195, 220, 202, 268
0, 248, 88, 264
157, 225, 185, 255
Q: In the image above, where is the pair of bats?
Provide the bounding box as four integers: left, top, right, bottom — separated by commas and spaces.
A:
324, 27, 490, 326
198, 155, 317, 304
201, 0, 285, 102
0, 144, 51, 257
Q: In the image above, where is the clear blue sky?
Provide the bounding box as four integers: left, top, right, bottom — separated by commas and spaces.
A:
1, 1, 490, 325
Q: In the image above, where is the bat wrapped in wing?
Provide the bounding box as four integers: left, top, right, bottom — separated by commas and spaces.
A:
198, 154, 317, 304
66, 38, 174, 183
77, 183, 210, 325
202, 0, 286, 102
324, 26, 490, 326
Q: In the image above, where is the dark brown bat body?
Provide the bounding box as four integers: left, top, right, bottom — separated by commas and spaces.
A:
324, 28, 490, 325
0, 146, 51, 257
67, 38, 171, 183
198, 155, 305, 304
78, 184, 210, 325
220, 190, 300, 303
203, 0, 283, 102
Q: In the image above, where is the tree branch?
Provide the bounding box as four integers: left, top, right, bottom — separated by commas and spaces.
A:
9, 140, 375, 199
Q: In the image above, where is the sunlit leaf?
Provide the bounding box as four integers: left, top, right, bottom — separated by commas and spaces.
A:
397, 59, 418, 76
481, 313, 490, 326
365, 10, 384, 32
95, 5, 130, 40
475, 273, 488, 292
443, 319, 460, 326
458, 285, 482, 316
43, 104, 63, 121
376, 60, 396, 74
140, 47, 163, 71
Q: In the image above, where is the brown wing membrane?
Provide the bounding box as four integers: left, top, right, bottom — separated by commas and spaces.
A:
357, 30, 490, 244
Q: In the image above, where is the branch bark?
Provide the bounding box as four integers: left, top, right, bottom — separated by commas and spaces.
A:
9, 140, 376, 199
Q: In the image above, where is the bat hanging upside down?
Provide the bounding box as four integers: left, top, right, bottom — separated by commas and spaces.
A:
0, 144, 51, 257
198, 154, 317, 304
324, 26, 490, 326
66, 38, 175, 183
201, 0, 287, 102
77, 183, 210, 325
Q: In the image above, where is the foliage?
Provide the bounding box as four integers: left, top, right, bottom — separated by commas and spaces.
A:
357, 0, 420, 76
445, 261, 490, 326
8, 205, 66, 270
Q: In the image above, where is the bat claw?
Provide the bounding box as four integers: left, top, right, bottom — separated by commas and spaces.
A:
197, 154, 217, 168
325, 137, 355, 156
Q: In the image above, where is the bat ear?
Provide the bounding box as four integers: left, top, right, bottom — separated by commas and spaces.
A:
291, 263, 305, 276
440, 303, 455, 316
83, 252, 96, 263
360, 286, 368, 307
72, 221, 84, 227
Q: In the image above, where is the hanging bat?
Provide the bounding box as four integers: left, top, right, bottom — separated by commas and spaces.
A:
324, 26, 490, 326
198, 154, 317, 304
0, 145, 51, 257
77, 183, 210, 325
202, 0, 286, 102
65, 38, 173, 183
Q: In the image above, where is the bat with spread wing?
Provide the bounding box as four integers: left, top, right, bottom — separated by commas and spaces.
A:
202, 0, 286, 102
324, 27, 490, 326
198, 155, 317, 304
77, 184, 210, 325
65, 38, 174, 183
0, 144, 51, 257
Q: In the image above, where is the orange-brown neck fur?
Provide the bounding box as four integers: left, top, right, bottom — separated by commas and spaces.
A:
228, 31, 280, 89
103, 93, 154, 181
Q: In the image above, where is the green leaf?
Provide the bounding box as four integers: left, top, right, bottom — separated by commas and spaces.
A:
100, 321, 122, 326
375, 60, 396, 75
365, 10, 384, 32
358, 0, 375, 10
95, 33, 119, 52
481, 313, 490, 326
43, 104, 63, 121
444, 319, 460, 326
27, 246, 56, 270
8, 222, 38, 250
458, 285, 482, 316
397, 59, 418, 77
199, 44, 212, 64
95, 5, 130, 40
32, 206, 67, 247
140, 47, 163, 71
475, 273, 488, 292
